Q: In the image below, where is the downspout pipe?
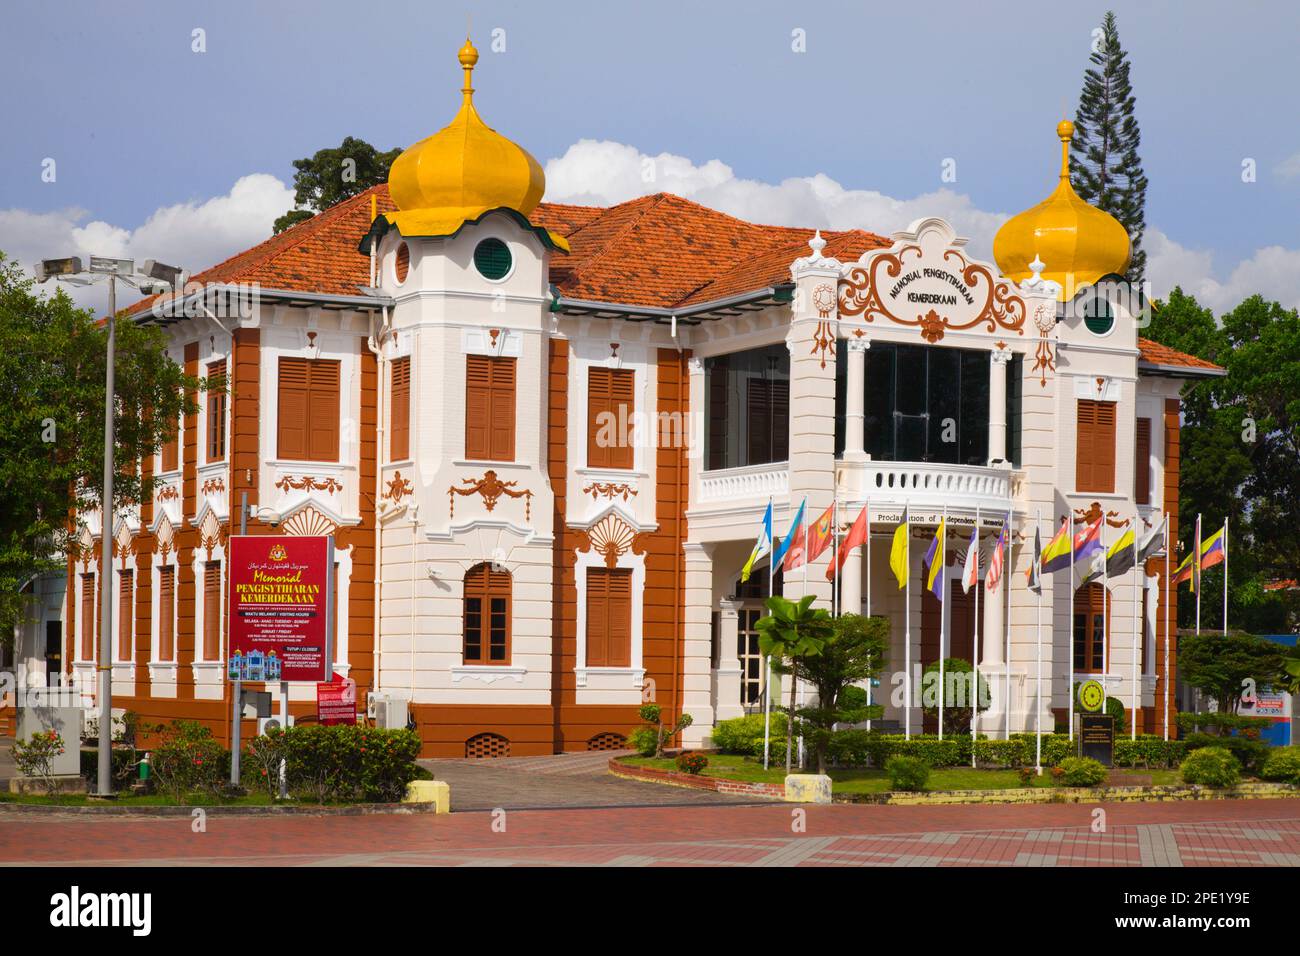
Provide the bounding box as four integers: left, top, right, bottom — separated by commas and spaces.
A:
367, 304, 391, 696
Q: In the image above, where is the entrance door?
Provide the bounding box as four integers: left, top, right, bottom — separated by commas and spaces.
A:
44, 620, 62, 685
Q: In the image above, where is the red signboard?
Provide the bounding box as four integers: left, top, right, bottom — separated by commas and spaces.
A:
228, 535, 333, 683
317, 672, 358, 725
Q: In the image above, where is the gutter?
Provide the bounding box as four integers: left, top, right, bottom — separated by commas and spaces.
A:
1137, 362, 1227, 380
133, 285, 395, 324
549, 283, 794, 323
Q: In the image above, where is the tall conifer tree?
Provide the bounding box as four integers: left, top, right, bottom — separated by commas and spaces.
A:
1071, 11, 1148, 282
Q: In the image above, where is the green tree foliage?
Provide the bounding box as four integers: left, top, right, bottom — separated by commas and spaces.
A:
920, 657, 989, 736
1178, 632, 1287, 714
1145, 288, 1300, 630
756, 594, 832, 773
0, 253, 199, 643
792, 613, 888, 774
1071, 10, 1148, 281
273, 137, 402, 234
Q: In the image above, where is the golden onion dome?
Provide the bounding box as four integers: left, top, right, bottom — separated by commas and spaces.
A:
369, 37, 568, 253
993, 120, 1131, 302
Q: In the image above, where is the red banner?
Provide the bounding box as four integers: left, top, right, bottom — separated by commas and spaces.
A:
228, 535, 332, 683
317, 671, 358, 725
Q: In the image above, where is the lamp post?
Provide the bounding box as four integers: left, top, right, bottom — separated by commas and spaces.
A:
37, 255, 181, 795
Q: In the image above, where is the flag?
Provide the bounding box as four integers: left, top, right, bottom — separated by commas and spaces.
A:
1027, 523, 1043, 595
1039, 519, 1073, 575
1172, 551, 1196, 589
986, 520, 1007, 593
1200, 524, 1226, 571
740, 502, 773, 583
1076, 547, 1106, 588
772, 499, 806, 571
783, 525, 808, 572
961, 525, 980, 594
1138, 516, 1166, 564
923, 518, 946, 600
889, 507, 910, 589
807, 502, 835, 563
1103, 526, 1137, 578
828, 504, 868, 581
1073, 517, 1104, 566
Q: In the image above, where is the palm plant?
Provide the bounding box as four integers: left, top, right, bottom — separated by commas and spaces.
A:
755, 595, 832, 773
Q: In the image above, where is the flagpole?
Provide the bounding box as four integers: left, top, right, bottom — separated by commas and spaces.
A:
1222, 516, 1229, 636
1195, 513, 1202, 636
865, 498, 872, 733
763, 496, 773, 770
905, 505, 912, 740
798, 521, 808, 769
1170, 512, 1180, 743
972, 505, 980, 767
1101, 517, 1109, 678
1035, 508, 1043, 775
1132, 514, 1139, 741
938, 502, 947, 741
1004, 509, 1012, 742
1069, 515, 1075, 743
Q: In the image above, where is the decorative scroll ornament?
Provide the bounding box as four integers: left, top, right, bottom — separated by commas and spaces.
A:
382, 471, 413, 503
153, 515, 175, 559
583, 482, 638, 502
811, 283, 836, 318
198, 509, 227, 558
201, 477, 226, 496
1073, 501, 1129, 529
156, 485, 180, 502
1031, 300, 1057, 388
838, 220, 1027, 344
577, 512, 645, 568
282, 505, 337, 538
810, 321, 836, 370
449, 470, 533, 522
274, 475, 342, 495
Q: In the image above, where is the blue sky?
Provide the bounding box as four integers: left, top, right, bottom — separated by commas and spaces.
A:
2, 0, 1298, 313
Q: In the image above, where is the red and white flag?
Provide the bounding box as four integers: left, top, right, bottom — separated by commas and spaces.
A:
961, 525, 980, 594
826, 504, 868, 580
985, 520, 1007, 593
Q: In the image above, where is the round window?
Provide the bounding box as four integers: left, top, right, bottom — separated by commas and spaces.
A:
1082, 292, 1113, 335
474, 238, 512, 281
394, 242, 410, 284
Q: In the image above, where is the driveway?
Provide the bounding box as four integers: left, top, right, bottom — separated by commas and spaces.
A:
419, 750, 761, 811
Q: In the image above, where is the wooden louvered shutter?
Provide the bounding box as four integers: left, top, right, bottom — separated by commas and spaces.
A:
278, 358, 310, 460
161, 416, 179, 472
207, 360, 227, 462
158, 566, 175, 661
307, 360, 340, 461
586, 569, 608, 667
203, 562, 221, 660
390, 356, 410, 461
489, 358, 516, 462
466, 356, 516, 462
588, 367, 635, 469
586, 567, 632, 667
1076, 400, 1116, 494
1135, 417, 1152, 505
118, 570, 133, 660
81, 573, 95, 660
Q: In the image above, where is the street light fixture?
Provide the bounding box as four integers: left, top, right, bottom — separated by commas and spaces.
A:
37, 255, 182, 796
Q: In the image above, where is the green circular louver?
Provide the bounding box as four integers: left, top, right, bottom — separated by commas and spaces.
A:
474, 238, 512, 280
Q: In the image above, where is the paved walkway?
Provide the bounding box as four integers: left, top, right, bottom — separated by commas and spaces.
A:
419, 751, 757, 810
3, 796, 1298, 867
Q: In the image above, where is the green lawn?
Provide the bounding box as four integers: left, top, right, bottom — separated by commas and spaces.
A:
620, 755, 1179, 793
0, 790, 284, 807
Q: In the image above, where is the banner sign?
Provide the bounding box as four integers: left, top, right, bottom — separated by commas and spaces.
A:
317, 672, 358, 725
228, 535, 333, 683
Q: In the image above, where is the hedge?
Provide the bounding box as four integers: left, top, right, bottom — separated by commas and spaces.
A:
1113, 736, 1187, 769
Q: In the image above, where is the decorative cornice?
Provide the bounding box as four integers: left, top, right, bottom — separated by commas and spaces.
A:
449, 470, 533, 522
583, 481, 638, 502
274, 474, 342, 495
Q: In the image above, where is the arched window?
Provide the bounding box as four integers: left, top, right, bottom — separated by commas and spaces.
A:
1073, 583, 1108, 674
463, 563, 511, 665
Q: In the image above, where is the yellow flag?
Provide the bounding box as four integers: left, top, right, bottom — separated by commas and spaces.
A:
889, 510, 909, 589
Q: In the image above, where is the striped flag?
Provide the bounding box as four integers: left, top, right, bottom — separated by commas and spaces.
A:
961, 525, 980, 594
740, 502, 773, 583
985, 519, 1007, 593
923, 518, 946, 601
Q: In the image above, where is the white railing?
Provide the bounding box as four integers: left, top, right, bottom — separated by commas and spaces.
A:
843, 459, 1021, 508
697, 461, 789, 504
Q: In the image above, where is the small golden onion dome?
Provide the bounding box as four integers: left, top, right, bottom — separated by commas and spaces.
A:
386, 37, 546, 221
993, 120, 1131, 302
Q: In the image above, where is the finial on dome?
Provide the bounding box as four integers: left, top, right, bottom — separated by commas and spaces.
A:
1029, 255, 1045, 279
809, 230, 826, 257
1056, 119, 1074, 180
459, 37, 479, 104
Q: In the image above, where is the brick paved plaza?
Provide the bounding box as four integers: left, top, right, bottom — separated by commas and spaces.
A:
4, 796, 1298, 868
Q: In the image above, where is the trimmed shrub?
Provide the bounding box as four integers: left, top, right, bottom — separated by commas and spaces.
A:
1114, 736, 1187, 770
710, 713, 788, 757
973, 739, 1029, 768
1260, 747, 1300, 785
675, 751, 708, 775
1180, 747, 1241, 788
1184, 733, 1270, 775
276, 724, 421, 803
149, 721, 229, 801
1058, 756, 1107, 787
627, 726, 658, 757
1104, 697, 1126, 735
885, 755, 930, 792
79, 746, 139, 787
1010, 733, 1073, 767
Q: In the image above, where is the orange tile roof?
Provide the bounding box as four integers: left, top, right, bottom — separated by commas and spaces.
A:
123, 183, 1224, 375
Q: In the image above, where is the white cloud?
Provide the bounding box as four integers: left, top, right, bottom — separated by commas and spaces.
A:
544, 139, 1009, 260
1275, 152, 1300, 180
1145, 227, 1300, 314
0, 174, 294, 314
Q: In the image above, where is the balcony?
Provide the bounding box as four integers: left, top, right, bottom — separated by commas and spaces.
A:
697, 461, 789, 506
837, 459, 1023, 512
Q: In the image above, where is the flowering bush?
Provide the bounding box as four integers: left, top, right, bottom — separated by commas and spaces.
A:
149, 720, 228, 802
242, 727, 288, 797
276, 725, 422, 803
675, 751, 709, 775
13, 730, 66, 794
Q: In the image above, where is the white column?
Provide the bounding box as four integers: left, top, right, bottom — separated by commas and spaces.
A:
841, 541, 863, 616
843, 337, 870, 461
682, 542, 715, 746
988, 343, 1012, 466
714, 598, 745, 723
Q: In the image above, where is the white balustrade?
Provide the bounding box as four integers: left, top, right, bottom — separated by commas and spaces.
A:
697, 461, 789, 505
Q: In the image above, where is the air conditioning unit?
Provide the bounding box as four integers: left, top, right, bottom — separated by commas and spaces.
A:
374, 696, 408, 730
257, 715, 294, 736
